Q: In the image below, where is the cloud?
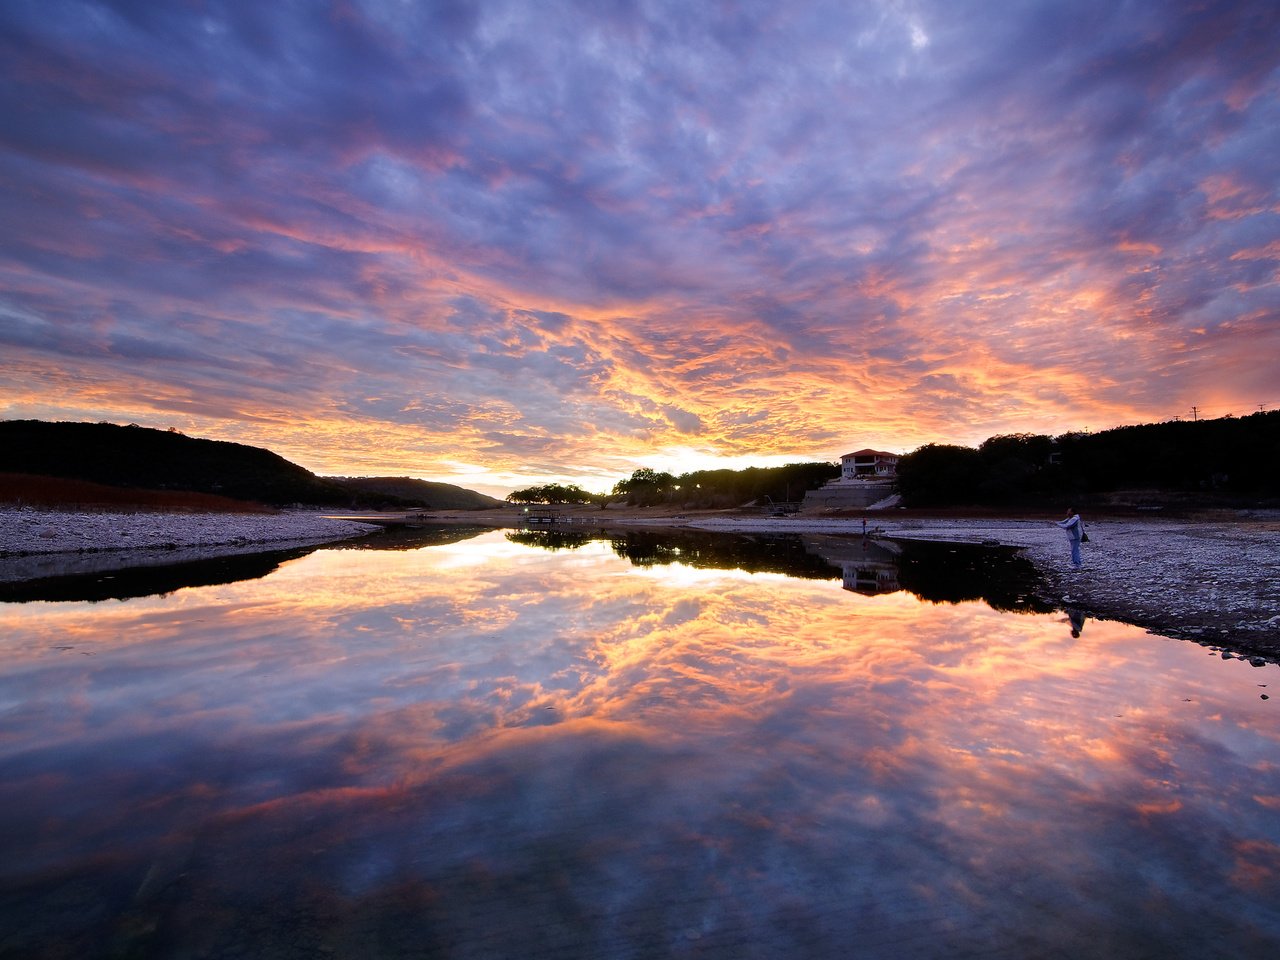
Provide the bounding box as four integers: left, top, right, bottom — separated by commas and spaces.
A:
1, 0, 1277, 491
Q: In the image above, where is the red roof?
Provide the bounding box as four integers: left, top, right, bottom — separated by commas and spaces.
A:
841, 449, 898, 459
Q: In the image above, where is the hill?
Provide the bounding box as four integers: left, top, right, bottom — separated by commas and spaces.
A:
0, 473, 276, 512
327, 476, 506, 511
0, 420, 501, 510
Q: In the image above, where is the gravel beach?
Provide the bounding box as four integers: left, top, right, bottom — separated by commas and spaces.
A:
684, 513, 1280, 662
0, 508, 381, 583
3, 506, 1278, 663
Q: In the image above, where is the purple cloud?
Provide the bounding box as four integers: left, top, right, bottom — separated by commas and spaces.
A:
1, 0, 1277, 490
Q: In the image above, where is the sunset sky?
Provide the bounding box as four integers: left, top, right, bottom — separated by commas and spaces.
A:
2, 1, 1277, 497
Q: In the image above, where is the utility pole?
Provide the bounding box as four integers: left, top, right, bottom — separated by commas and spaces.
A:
1190, 406, 1199, 422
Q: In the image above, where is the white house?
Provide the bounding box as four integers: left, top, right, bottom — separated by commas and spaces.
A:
840, 449, 899, 481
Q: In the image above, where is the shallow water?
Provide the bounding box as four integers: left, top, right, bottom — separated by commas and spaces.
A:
1, 528, 1277, 959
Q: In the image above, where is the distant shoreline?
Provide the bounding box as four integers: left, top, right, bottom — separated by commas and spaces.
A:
3, 505, 1278, 666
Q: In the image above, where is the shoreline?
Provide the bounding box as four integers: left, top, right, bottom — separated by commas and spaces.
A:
712, 515, 1280, 662
3, 506, 1278, 664
0, 508, 381, 583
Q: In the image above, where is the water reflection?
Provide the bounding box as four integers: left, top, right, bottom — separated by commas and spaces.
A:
1, 530, 1277, 959
1066, 605, 1088, 637
0, 525, 491, 604
510, 527, 1052, 614
0, 545, 315, 603
3, 525, 1047, 616
814, 534, 904, 593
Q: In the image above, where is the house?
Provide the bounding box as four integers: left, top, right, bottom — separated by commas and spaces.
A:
840, 449, 899, 480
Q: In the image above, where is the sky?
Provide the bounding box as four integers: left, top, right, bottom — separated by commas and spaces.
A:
1, 0, 1278, 498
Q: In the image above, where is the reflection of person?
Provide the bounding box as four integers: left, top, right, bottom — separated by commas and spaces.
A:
1066, 607, 1086, 638
1054, 506, 1085, 568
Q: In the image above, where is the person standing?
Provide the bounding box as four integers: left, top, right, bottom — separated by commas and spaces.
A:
1055, 506, 1085, 568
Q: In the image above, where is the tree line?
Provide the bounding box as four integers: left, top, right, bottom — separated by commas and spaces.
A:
895, 411, 1280, 506
510, 411, 1279, 511
507, 462, 840, 508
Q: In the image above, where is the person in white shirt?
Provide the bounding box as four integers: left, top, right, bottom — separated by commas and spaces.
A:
1054, 506, 1085, 568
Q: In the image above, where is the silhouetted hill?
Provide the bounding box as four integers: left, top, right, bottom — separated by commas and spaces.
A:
0, 472, 276, 511
0, 421, 499, 509
327, 476, 505, 510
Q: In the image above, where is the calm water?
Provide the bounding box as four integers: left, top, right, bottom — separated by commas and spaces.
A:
1, 527, 1277, 959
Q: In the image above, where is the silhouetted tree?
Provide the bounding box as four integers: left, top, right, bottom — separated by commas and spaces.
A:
612, 468, 677, 506
507, 483, 597, 505
893, 411, 1280, 507
895, 444, 984, 505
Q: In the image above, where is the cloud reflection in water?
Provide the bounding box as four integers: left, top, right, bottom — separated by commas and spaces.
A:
0, 530, 1277, 958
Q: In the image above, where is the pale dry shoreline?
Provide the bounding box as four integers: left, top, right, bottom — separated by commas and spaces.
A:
691, 513, 1280, 661
3, 506, 1279, 663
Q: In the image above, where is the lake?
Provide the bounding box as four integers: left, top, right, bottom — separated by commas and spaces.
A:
2, 526, 1277, 959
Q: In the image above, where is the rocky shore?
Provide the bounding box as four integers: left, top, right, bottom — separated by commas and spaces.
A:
3, 506, 1278, 663
685, 513, 1280, 662
0, 508, 381, 582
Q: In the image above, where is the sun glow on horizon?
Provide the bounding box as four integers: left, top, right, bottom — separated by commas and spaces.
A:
1, 1, 1275, 493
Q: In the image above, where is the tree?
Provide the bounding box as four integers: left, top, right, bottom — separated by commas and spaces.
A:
978, 433, 1053, 467
506, 483, 597, 505
895, 444, 984, 506
976, 433, 1055, 501
612, 468, 677, 506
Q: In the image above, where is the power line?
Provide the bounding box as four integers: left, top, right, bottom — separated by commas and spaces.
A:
1170, 404, 1272, 423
